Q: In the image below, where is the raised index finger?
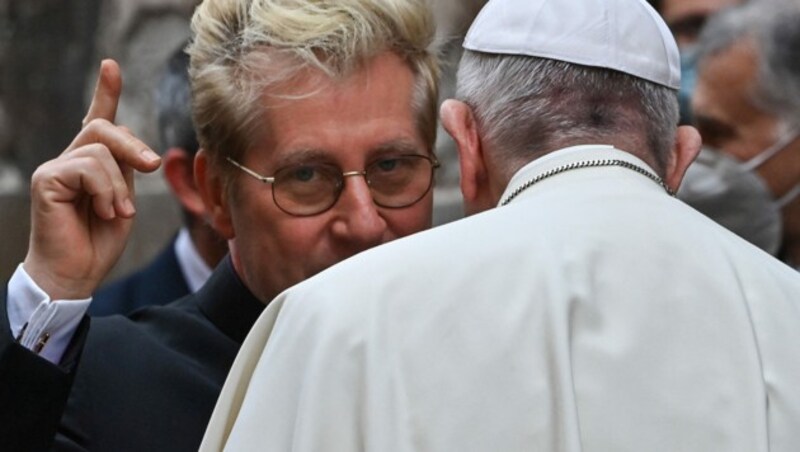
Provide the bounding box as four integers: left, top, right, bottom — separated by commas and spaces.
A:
82, 59, 122, 127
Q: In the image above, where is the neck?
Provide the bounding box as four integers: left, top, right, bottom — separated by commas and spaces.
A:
781, 196, 800, 266
187, 219, 229, 269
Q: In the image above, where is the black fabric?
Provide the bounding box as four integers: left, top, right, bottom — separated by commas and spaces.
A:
89, 235, 191, 316
0, 285, 86, 452
0, 257, 265, 452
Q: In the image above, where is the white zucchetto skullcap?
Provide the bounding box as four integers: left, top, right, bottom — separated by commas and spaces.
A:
463, 0, 681, 89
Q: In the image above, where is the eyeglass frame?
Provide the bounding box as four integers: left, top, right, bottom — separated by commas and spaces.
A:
226, 154, 440, 217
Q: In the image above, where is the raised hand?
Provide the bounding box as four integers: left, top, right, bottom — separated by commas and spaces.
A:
23, 60, 162, 300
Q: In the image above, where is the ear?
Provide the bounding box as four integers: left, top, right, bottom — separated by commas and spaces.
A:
195, 149, 235, 239
440, 99, 492, 215
162, 148, 205, 217
665, 125, 702, 192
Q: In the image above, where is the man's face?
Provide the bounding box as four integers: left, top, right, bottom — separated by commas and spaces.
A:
660, 0, 739, 47
692, 39, 796, 196
222, 52, 434, 302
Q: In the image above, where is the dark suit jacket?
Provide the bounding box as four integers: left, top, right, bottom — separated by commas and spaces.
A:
90, 235, 191, 316
0, 257, 264, 452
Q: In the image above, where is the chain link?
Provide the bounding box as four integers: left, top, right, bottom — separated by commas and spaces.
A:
500, 159, 674, 206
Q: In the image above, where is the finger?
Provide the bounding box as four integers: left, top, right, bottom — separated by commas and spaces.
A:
34, 150, 121, 220
115, 123, 140, 194
82, 59, 122, 127
67, 144, 137, 218
66, 118, 161, 173
120, 160, 135, 214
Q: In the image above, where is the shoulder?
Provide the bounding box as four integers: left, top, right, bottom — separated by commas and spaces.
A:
91, 240, 189, 315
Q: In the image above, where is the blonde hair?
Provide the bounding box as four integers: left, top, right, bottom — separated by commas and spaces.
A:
187, 0, 439, 173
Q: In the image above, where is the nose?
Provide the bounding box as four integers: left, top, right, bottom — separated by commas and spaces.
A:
330, 174, 387, 249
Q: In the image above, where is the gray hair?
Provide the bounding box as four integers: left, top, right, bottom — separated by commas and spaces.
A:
761, 5, 800, 127
455, 51, 679, 176
697, 1, 800, 129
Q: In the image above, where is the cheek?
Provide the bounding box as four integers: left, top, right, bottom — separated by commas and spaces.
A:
384, 197, 434, 237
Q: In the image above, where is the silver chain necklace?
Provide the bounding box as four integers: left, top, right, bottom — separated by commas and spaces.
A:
500, 158, 674, 206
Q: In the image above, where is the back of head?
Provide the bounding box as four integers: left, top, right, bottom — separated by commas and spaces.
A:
187, 0, 439, 175
156, 45, 199, 157
455, 0, 681, 178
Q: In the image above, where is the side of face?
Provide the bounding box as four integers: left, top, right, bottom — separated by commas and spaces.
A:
201, 51, 434, 303
692, 38, 800, 197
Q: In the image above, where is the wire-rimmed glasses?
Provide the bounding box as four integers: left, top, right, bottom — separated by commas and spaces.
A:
227, 154, 440, 216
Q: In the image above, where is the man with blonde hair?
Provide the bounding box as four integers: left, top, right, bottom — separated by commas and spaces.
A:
0, 0, 440, 450
203, 0, 800, 450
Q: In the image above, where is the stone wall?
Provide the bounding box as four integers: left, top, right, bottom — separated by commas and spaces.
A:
0, 0, 198, 283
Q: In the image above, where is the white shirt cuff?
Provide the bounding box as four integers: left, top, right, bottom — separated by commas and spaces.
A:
7, 264, 91, 364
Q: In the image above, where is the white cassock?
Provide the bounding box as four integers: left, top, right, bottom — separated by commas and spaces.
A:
202, 145, 800, 452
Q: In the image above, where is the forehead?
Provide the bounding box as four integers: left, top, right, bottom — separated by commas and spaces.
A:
247, 52, 424, 167
660, 0, 738, 23
694, 39, 763, 122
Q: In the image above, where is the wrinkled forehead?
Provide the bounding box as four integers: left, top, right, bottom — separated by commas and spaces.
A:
240, 52, 425, 166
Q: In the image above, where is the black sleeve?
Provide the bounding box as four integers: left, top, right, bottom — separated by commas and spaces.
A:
0, 285, 90, 452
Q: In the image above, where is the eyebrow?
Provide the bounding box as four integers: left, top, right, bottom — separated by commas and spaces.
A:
273, 148, 333, 169
370, 139, 427, 157
273, 138, 428, 169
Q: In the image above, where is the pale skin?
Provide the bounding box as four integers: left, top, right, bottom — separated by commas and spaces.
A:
23, 60, 162, 300
439, 99, 702, 215
194, 52, 433, 304
21, 52, 433, 307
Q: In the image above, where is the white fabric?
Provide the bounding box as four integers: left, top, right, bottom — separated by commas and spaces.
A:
7, 264, 91, 364
464, 0, 680, 89
203, 145, 800, 452
174, 227, 213, 293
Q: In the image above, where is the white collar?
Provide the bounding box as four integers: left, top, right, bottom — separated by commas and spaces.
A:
174, 228, 213, 293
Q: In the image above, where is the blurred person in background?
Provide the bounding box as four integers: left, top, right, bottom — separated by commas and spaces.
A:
648, 0, 743, 124
679, 1, 800, 267
90, 44, 228, 316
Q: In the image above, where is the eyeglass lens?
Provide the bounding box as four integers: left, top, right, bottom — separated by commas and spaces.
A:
272, 155, 436, 216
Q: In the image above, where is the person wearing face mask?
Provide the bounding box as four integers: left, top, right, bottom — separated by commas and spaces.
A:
680, 1, 800, 268
648, 0, 742, 124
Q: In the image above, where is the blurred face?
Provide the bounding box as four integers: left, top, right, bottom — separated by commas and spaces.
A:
217, 52, 434, 303
660, 0, 740, 47
692, 39, 800, 197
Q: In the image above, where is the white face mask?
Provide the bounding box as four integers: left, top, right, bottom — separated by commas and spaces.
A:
678, 130, 800, 256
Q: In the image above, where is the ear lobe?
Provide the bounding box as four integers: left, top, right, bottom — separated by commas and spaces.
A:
195, 149, 235, 239
666, 125, 702, 192
440, 99, 490, 214
162, 148, 205, 217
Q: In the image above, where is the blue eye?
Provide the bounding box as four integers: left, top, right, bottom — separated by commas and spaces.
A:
291, 166, 316, 182
376, 159, 399, 172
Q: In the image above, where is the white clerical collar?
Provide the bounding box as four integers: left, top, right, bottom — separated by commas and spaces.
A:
498, 145, 666, 207
174, 228, 213, 293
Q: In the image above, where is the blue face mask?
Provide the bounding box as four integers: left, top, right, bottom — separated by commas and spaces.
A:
678, 45, 698, 125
